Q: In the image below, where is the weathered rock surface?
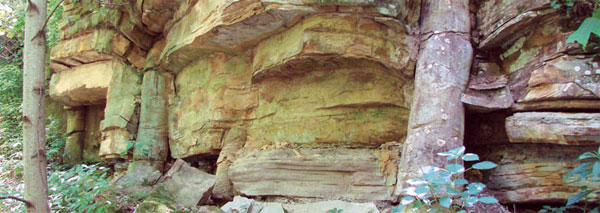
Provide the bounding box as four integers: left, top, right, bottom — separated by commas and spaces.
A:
99, 61, 141, 160
506, 112, 600, 145
50, 29, 129, 72
229, 148, 396, 201
63, 107, 85, 164
220, 196, 263, 213
169, 54, 256, 158
157, 159, 215, 207
477, 0, 553, 49
49, 60, 114, 106
130, 159, 217, 212
134, 70, 173, 162
476, 144, 600, 203
521, 56, 600, 102
160, 0, 420, 71
461, 87, 514, 112
213, 127, 247, 200
282, 200, 379, 213
248, 63, 411, 149
46, 0, 600, 208
83, 105, 105, 162
221, 196, 379, 213
252, 14, 417, 79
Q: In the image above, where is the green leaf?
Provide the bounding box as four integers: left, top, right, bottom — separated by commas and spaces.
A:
462, 153, 480, 161
392, 206, 405, 213
412, 199, 423, 210
406, 178, 427, 186
578, 152, 596, 161
445, 164, 465, 174
465, 196, 478, 207
467, 182, 486, 195
565, 162, 592, 179
447, 188, 461, 196
415, 185, 430, 194
438, 146, 465, 160
472, 161, 497, 170
454, 178, 468, 186
479, 196, 499, 204
401, 196, 415, 206
439, 196, 452, 208
594, 161, 600, 180
566, 190, 593, 206
566, 17, 600, 49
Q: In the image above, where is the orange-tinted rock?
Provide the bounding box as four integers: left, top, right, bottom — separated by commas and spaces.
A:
506, 112, 600, 145
229, 148, 396, 202
477, 144, 600, 203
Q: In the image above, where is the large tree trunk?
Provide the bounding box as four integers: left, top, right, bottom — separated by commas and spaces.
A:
395, 0, 473, 196
23, 0, 49, 212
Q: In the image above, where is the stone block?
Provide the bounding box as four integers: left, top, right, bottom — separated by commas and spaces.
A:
252, 14, 417, 79
157, 159, 216, 207
160, 0, 420, 71
477, 0, 553, 49
229, 148, 396, 202
520, 56, 600, 102
50, 29, 130, 72
99, 60, 142, 160
506, 112, 600, 145
134, 70, 173, 162
282, 200, 379, 213
477, 144, 600, 203
49, 61, 114, 106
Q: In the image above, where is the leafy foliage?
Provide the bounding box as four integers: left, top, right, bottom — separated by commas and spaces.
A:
567, 8, 600, 49
48, 164, 113, 213
394, 146, 499, 213
539, 146, 600, 212
552, 0, 600, 51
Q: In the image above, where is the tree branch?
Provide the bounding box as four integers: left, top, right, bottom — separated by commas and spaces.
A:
0, 196, 35, 208
39, 0, 66, 36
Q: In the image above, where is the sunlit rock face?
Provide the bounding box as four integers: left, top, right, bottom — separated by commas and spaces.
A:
48, 0, 420, 202
48, 0, 600, 206
161, 1, 419, 202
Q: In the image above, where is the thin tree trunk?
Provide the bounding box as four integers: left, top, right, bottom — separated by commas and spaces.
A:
395, 0, 473, 196
23, 0, 49, 211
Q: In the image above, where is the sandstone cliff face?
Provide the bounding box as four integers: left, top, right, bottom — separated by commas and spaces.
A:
468, 0, 600, 204
48, 0, 599, 207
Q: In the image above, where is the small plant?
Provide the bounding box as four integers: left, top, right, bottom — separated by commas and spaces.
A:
327, 208, 343, 213
395, 146, 499, 213
552, 0, 600, 52
539, 146, 600, 213
48, 164, 113, 212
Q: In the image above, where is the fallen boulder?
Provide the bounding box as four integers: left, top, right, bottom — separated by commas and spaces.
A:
137, 159, 216, 212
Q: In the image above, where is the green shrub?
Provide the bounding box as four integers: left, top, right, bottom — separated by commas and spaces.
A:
395, 146, 499, 213
48, 164, 114, 212
540, 146, 600, 213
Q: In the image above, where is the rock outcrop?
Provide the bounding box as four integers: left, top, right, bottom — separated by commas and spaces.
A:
48, 0, 600, 210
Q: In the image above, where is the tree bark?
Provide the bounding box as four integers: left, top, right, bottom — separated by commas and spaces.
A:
395, 0, 473, 196
23, 0, 49, 212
